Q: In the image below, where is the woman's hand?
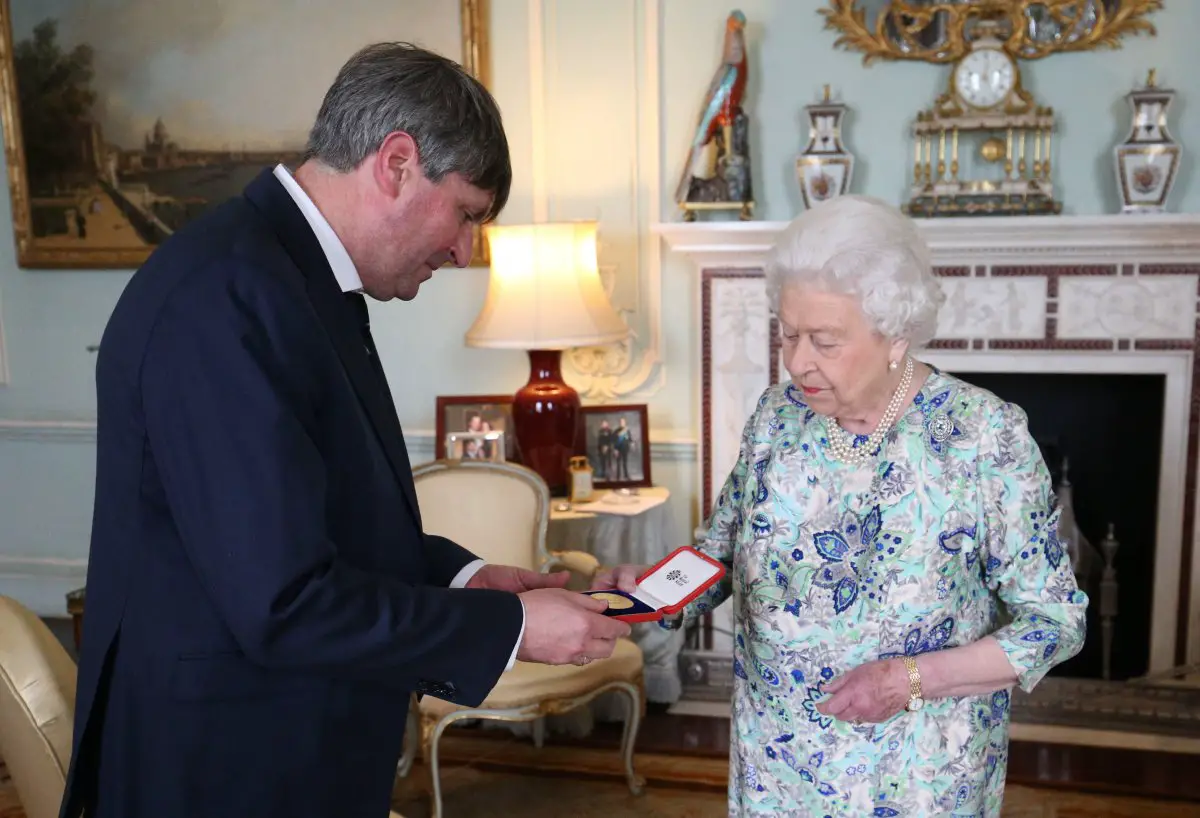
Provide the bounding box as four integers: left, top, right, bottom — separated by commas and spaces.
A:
816, 658, 912, 725
589, 563, 646, 593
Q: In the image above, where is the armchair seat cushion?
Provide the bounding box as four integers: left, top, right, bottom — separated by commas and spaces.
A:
420, 637, 643, 717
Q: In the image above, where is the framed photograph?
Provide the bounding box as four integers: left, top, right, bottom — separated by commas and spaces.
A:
445, 430, 506, 462
0, 0, 492, 269
435, 394, 516, 462
579, 404, 651, 489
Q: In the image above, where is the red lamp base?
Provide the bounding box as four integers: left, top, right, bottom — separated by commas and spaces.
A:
511, 349, 580, 496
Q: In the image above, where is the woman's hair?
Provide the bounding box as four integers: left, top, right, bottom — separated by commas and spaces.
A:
763, 195, 945, 347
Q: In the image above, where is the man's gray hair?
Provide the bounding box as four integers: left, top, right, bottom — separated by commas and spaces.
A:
764, 195, 945, 347
304, 42, 511, 221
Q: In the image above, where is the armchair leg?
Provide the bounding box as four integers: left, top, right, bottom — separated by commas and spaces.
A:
396, 693, 419, 778
617, 681, 646, 796
425, 715, 455, 818
531, 716, 546, 749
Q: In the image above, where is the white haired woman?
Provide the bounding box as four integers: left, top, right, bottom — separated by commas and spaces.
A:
593, 195, 1087, 816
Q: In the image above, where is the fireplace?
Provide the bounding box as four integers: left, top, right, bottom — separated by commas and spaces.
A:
949, 370, 1164, 681
657, 213, 1200, 702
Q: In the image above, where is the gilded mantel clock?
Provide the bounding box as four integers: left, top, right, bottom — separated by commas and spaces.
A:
820, 0, 1163, 217
910, 22, 1059, 217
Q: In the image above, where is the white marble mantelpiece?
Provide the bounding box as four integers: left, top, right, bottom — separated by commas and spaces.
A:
655, 212, 1200, 676
654, 213, 1200, 268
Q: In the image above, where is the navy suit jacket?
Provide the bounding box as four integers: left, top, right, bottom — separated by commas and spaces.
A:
60, 169, 523, 818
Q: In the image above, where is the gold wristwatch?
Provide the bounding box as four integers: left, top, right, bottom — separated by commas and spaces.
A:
901, 656, 924, 712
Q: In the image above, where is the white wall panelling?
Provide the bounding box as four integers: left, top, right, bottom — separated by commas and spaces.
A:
530, 0, 665, 402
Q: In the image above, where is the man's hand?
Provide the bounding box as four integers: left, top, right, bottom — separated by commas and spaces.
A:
516, 588, 631, 666
466, 564, 571, 594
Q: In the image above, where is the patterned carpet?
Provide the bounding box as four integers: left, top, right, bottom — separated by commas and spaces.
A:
7, 760, 1199, 818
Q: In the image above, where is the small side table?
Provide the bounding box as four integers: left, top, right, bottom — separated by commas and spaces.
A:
547, 486, 685, 704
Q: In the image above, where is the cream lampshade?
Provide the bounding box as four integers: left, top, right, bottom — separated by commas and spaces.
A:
465, 221, 628, 348
465, 221, 629, 494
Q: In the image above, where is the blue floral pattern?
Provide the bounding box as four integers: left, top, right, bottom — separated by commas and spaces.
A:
684, 368, 1087, 816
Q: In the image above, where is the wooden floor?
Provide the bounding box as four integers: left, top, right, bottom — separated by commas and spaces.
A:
5, 706, 1199, 817
434, 703, 1200, 803
6, 726, 1200, 818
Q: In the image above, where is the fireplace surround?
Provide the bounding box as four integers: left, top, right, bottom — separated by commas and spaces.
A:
656, 213, 1200, 697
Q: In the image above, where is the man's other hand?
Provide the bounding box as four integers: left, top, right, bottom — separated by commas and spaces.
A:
465, 564, 571, 594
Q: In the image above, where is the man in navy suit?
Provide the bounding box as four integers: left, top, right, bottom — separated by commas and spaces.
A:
60, 42, 629, 818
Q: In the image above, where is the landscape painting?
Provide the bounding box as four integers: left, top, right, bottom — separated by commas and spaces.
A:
0, 0, 490, 269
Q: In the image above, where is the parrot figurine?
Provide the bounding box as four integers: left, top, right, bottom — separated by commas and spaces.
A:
674, 10, 749, 208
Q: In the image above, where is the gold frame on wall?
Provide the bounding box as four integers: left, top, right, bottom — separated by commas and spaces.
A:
462, 0, 492, 266
819, 0, 1162, 66
0, 0, 493, 269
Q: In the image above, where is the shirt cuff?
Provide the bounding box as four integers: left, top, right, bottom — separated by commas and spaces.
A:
448, 559, 524, 671
506, 599, 525, 671
448, 558, 486, 589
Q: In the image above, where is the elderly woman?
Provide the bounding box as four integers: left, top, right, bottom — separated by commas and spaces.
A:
594, 195, 1087, 816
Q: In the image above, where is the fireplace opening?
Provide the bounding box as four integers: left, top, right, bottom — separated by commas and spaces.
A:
950, 370, 1166, 681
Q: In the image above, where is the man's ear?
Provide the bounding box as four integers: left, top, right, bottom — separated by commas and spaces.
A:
371, 131, 420, 198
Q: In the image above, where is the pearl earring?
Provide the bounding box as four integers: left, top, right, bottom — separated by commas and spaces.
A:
888, 360, 899, 371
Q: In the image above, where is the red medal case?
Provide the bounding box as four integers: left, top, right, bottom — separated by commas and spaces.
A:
583, 545, 726, 623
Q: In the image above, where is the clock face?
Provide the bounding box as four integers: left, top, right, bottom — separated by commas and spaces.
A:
954, 47, 1016, 110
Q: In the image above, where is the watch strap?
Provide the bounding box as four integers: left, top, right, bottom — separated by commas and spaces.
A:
902, 655, 923, 700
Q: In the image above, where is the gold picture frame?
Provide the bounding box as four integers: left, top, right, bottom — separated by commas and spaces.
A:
0, 0, 492, 269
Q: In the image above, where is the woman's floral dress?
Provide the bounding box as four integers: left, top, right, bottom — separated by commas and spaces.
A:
682, 367, 1088, 817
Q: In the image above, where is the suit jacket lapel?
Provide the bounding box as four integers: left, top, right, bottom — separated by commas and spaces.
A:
242, 169, 422, 525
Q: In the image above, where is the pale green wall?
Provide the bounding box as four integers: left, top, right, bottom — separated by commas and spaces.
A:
1, 0, 1196, 615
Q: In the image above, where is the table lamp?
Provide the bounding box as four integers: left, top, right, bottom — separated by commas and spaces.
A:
465, 221, 629, 495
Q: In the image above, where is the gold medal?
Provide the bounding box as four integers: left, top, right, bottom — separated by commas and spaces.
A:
590, 592, 634, 610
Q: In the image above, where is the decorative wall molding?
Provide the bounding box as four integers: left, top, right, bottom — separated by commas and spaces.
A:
527, 0, 548, 222
537, 0, 664, 403
0, 556, 88, 618
406, 429, 696, 464
0, 420, 699, 463
0, 555, 88, 577
0, 419, 97, 442
655, 213, 1200, 269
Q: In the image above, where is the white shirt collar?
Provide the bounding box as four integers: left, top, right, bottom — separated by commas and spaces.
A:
272, 163, 363, 294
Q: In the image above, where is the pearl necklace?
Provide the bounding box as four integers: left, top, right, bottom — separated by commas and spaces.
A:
824, 357, 914, 465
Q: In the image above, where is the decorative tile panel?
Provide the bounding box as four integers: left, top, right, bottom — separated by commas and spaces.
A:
937, 277, 1049, 340
702, 271, 772, 511
1058, 276, 1197, 340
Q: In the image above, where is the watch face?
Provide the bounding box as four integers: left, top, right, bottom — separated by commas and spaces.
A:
954, 48, 1015, 109
907, 697, 924, 712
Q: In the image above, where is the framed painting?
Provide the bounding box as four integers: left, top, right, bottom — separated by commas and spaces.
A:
0, 0, 492, 269
579, 403, 651, 490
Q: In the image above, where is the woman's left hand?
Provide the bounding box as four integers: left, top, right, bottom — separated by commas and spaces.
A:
815, 658, 912, 725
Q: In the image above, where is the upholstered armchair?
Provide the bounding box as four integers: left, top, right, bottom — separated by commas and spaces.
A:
0, 596, 408, 818
0, 596, 76, 818
403, 460, 645, 818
